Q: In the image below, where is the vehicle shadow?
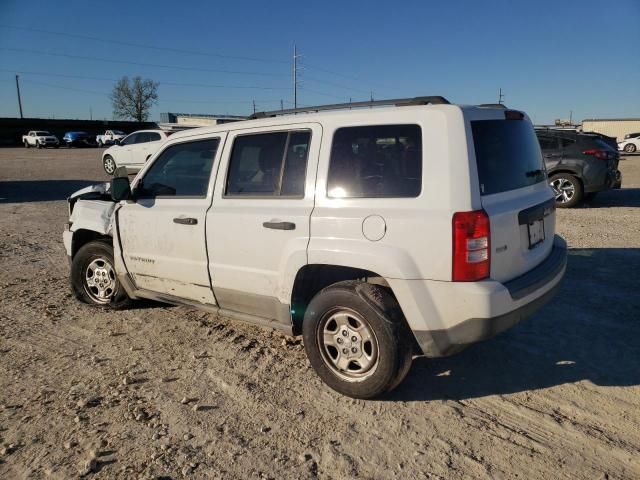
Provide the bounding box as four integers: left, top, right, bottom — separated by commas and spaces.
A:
582, 187, 640, 208
0, 180, 98, 203
386, 247, 640, 402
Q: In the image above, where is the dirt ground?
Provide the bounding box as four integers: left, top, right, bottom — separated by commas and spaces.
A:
1, 147, 639, 480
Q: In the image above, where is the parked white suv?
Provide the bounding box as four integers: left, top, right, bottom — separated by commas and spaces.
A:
63, 97, 567, 398
102, 129, 170, 175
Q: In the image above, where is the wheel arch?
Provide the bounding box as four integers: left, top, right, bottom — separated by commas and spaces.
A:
71, 229, 112, 258
289, 264, 419, 355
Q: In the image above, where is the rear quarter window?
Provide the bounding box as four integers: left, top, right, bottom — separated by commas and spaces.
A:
472, 120, 546, 195
327, 124, 422, 198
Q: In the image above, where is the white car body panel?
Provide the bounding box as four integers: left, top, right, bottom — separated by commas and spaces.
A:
102, 130, 168, 172
618, 138, 640, 151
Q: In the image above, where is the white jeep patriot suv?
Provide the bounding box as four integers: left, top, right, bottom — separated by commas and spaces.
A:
63, 97, 567, 398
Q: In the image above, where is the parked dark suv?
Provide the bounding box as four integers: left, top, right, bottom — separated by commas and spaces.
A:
535, 128, 621, 207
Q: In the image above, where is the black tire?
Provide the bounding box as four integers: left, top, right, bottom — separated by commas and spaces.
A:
98, 141, 103, 148
70, 240, 131, 309
550, 173, 583, 208
24, 141, 29, 148
624, 143, 637, 153
36, 142, 42, 149
302, 281, 413, 399
103, 155, 116, 175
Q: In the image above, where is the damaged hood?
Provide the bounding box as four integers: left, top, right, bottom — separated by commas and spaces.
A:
68, 181, 111, 201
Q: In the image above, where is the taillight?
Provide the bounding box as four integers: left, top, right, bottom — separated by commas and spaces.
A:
582, 148, 610, 160
452, 210, 490, 281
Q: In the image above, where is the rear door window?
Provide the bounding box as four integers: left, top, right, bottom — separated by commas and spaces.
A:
225, 131, 311, 197
327, 124, 422, 198
472, 120, 546, 195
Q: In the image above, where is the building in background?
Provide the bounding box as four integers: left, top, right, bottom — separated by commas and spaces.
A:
159, 112, 246, 131
581, 118, 640, 141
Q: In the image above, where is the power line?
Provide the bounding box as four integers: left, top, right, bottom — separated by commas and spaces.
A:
19, 78, 288, 106
298, 86, 350, 101
1, 24, 385, 94
0, 24, 289, 65
304, 75, 371, 94
0, 47, 289, 77
0, 69, 291, 90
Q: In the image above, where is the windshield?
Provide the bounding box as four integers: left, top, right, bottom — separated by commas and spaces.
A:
113, 130, 125, 135
471, 119, 546, 195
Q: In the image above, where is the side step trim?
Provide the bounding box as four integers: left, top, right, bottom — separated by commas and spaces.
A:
132, 288, 294, 336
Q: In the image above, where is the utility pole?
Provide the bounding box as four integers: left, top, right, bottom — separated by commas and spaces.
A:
15, 75, 23, 119
292, 43, 302, 109
90, 107, 93, 121
498, 88, 504, 105
252, 99, 256, 114
569, 110, 573, 125
280, 99, 284, 111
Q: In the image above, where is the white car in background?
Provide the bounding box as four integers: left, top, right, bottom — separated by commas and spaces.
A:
618, 134, 640, 153
96, 130, 127, 147
22, 131, 59, 148
102, 130, 170, 175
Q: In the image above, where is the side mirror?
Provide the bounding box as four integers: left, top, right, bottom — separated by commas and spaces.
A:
111, 175, 131, 201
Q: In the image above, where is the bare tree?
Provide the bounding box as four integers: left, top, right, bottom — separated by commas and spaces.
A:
110, 76, 159, 122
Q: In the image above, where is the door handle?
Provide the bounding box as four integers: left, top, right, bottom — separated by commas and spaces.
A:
263, 221, 295, 230
173, 217, 198, 225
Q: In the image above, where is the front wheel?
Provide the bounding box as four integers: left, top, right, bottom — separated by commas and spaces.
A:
302, 281, 413, 399
36, 142, 42, 149
24, 141, 29, 148
70, 240, 130, 309
550, 173, 583, 208
103, 155, 116, 175
624, 143, 637, 153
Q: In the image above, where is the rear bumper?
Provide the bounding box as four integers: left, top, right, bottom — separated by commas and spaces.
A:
393, 236, 567, 357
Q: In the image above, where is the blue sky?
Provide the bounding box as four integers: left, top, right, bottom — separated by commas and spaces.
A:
0, 0, 638, 123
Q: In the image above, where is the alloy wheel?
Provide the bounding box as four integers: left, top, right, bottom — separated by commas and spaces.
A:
550, 178, 575, 204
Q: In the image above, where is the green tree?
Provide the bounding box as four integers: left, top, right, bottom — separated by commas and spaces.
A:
110, 76, 159, 122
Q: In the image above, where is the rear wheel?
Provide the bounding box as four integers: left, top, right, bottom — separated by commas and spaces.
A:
103, 155, 116, 175
550, 173, 583, 208
71, 240, 130, 309
302, 281, 413, 399
24, 140, 29, 148
624, 143, 637, 153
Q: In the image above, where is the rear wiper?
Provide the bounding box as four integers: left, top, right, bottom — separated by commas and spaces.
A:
526, 169, 545, 178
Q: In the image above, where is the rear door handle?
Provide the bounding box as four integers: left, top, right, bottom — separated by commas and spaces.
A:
263, 221, 295, 230
173, 217, 198, 225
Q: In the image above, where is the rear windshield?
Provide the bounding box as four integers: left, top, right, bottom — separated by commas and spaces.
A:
471, 120, 545, 195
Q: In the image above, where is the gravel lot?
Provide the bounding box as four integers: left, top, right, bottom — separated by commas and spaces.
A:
1, 147, 639, 479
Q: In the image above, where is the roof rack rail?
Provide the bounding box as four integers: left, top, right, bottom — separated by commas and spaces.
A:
478, 103, 507, 109
249, 95, 450, 119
